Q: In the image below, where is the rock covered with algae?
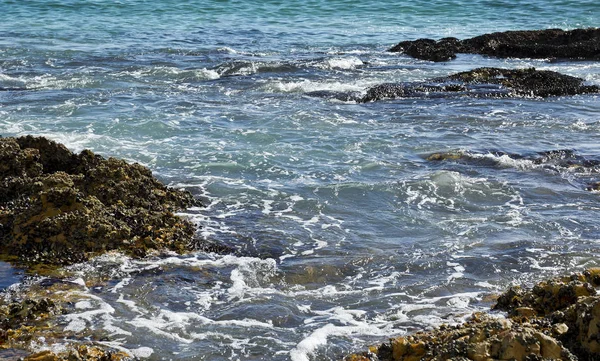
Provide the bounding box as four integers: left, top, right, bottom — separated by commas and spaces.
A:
344, 269, 600, 361
0, 135, 201, 267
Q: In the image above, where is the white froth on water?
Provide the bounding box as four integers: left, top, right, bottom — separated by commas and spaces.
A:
290, 316, 391, 361
130, 347, 154, 358
320, 56, 364, 70
262, 78, 372, 94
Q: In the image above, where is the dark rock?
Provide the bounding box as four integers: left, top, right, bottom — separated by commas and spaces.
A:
442, 67, 600, 97
389, 28, 600, 61
587, 182, 600, 191
361, 67, 600, 102
305, 90, 364, 102
0, 136, 205, 267
389, 37, 459, 62
361, 82, 471, 102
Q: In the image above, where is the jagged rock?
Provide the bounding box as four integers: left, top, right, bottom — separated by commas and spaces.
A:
0, 136, 203, 267
344, 269, 600, 361
361, 67, 600, 102
346, 313, 577, 361
493, 269, 600, 317
390, 37, 460, 62
390, 28, 600, 61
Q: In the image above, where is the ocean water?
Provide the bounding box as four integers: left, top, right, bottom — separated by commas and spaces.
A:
1, 0, 600, 360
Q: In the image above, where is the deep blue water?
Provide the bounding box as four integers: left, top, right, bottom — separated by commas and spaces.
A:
1, 0, 600, 360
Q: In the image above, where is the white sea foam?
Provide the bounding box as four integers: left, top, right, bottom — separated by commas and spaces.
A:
319, 56, 364, 70
262, 78, 373, 94
130, 347, 154, 358
290, 309, 392, 361
117, 67, 220, 81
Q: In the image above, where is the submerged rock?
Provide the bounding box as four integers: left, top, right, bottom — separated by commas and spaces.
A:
390, 28, 600, 62
361, 67, 600, 102
344, 269, 600, 361
425, 148, 600, 192
0, 136, 203, 267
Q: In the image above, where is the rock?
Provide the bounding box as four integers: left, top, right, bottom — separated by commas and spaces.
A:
24, 346, 130, 361
492, 276, 596, 317
361, 67, 600, 102
441, 67, 600, 97
0, 136, 205, 267
346, 313, 577, 361
344, 269, 600, 361
389, 28, 600, 61
424, 149, 600, 192
587, 182, 600, 191
389, 37, 460, 62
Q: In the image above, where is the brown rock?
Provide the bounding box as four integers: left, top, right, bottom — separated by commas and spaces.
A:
0, 136, 206, 267
344, 270, 600, 361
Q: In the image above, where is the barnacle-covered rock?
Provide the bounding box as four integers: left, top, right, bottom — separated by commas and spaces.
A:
346, 313, 576, 361
344, 269, 600, 361
493, 270, 598, 317
0, 136, 202, 267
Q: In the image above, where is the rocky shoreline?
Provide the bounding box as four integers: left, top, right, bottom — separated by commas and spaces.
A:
345, 269, 600, 361
1, 26, 600, 360
343, 27, 600, 361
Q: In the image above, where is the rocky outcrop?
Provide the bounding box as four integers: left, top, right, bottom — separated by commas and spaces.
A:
361, 67, 600, 102
0, 136, 202, 267
389, 28, 600, 62
344, 269, 600, 361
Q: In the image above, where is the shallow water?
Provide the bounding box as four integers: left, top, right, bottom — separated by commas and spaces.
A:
1, 0, 600, 360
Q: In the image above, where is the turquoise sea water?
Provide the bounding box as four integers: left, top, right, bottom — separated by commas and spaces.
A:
1, 0, 600, 360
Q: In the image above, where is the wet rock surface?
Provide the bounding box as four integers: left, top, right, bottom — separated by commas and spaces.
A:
345, 269, 600, 361
389, 28, 600, 62
0, 278, 131, 360
361, 67, 600, 102
0, 136, 203, 267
